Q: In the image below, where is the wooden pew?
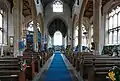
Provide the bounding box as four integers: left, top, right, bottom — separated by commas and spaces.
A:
89, 58, 120, 81
78, 54, 120, 81
0, 56, 24, 81
22, 49, 52, 80
66, 51, 120, 81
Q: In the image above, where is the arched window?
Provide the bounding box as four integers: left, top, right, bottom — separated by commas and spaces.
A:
74, 26, 78, 47
0, 9, 3, 45
27, 21, 34, 32
74, 25, 87, 47
105, 6, 120, 45
82, 25, 87, 46
53, 0, 63, 12
27, 21, 40, 33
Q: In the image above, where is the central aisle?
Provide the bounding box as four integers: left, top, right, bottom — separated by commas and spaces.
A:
43, 51, 72, 81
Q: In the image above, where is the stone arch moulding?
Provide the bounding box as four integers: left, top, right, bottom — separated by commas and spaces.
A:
103, 0, 120, 14
82, 17, 91, 31
37, 13, 44, 33
0, 0, 11, 11
72, 14, 78, 29
24, 15, 32, 26
47, 16, 68, 37
47, 15, 68, 30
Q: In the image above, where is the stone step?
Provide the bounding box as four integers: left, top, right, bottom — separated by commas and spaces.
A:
0, 70, 20, 73
0, 60, 18, 62
0, 66, 19, 69
0, 63, 18, 66
0, 75, 18, 78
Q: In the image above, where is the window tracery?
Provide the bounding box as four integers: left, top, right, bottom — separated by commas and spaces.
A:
105, 6, 120, 45
53, 0, 63, 12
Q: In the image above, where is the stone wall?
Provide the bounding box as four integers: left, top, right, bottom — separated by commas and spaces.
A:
44, 2, 72, 45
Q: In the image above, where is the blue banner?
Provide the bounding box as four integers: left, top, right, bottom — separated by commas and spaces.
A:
19, 41, 25, 51
26, 34, 33, 43
38, 31, 41, 43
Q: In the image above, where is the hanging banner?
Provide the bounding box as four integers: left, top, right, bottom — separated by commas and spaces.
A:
19, 41, 25, 51
38, 31, 41, 43
26, 34, 33, 49
44, 33, 47, 44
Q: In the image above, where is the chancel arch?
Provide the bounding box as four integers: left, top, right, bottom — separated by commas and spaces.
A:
47, 18, 68, 38
47, 18, 68, 47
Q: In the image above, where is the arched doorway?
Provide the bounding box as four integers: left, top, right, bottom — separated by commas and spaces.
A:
53, 31, 62, 45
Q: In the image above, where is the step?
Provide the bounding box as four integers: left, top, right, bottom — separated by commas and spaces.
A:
0, 75, 18, 78
95, 71, 108, 75
0, 66, 19, 69
0, 64, 18, 66
0, 60, 18, 62
0, 70, 20, 73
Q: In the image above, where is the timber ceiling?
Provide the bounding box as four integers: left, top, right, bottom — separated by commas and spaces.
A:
7, 0, 31, 17
22, 0, 32, 17
84, 0, 110, 18
7, 0, 75, 17
7, 0, 111, 18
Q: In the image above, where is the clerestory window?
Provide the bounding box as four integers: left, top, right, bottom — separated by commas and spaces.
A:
53, 0, 63, 12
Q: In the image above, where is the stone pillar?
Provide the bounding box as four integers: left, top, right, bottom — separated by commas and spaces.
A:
41, 18, 44, 51
13, 0, 23, 57
62, 37, 65, 47
31, 0, 38, 52
71, 23, 74, 49
67, 34, 68, 46
33, 21, 38, 52
37, 14, 44, 51
93, 0, 102, 54
1, 28, 4, 56
78, 0, 88, 52
51, 37, 54, 46
88, 27, 92, 49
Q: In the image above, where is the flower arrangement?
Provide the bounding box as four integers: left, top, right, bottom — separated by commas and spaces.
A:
107, 66, 120, 81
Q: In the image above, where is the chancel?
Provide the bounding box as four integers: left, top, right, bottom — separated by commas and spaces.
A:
0, 0, 120, 81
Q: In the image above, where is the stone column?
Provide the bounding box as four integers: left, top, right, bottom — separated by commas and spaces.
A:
67, 34, 68, 46
62, 36, 65, 47
78, 0, 88, 52
13, 0, 23, 57
88, 27, 92, 49
1, 24, 4, 56
51, 37, 54, 46
93, 0, 102, 54
40, 17, 44, 51
31, 0, 38, 52
38, 14, 44, 51
71, 23, 74, 49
